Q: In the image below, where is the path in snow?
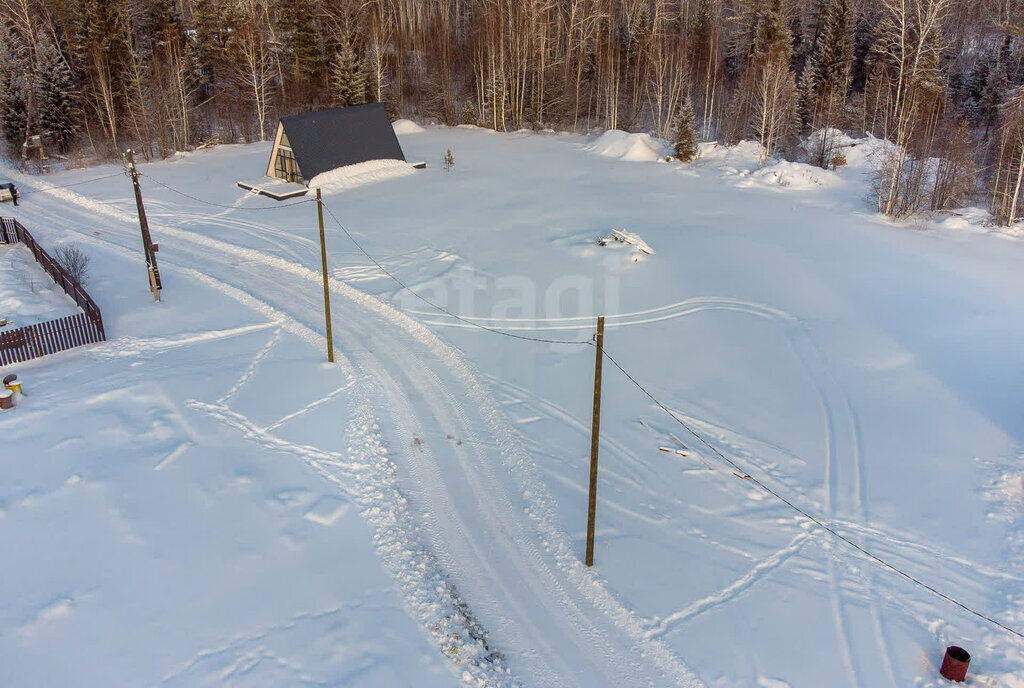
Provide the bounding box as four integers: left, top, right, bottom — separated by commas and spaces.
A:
17, 185, 704, 687
7, 126, 1023, 686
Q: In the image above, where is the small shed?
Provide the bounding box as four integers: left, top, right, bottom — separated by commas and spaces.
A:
266, 103, 406, 186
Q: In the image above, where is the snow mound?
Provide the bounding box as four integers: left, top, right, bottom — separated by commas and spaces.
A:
585, 130, 667, 162
934, 206, 1024, 237
307, 159, 416, 194
698, 140, 764, 169
743, 160, 842, 190
581, 228, 655, 265
700, 138, 845, 191
392, 119, 426, 135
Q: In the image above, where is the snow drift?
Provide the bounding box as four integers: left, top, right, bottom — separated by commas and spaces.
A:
392, 119, 426, 135
307, 159, 416, 194
585, 130, 667, 162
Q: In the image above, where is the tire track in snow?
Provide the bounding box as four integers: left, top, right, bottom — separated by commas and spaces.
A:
790, 328, 895, 687
476, 290, 896, 685
352, 327, 651, 686
20, 199, 521, 685
21, 188, 705, 686
800, 341, 859, 687
412, 297, 794, 332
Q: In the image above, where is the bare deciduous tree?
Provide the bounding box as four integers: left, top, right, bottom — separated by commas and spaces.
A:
992, 87, 1024, 225
54, 243, 91, 285
871, 0, 950, 217
231, 0, 273, 142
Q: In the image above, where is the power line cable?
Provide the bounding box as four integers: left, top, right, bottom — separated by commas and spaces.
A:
20, 163, 1021, 640
17, 172, 125, 196
21, 170, 584, 345
140, 173, 316, 210
319, 201, 593, 345
599, 346, 1024, 642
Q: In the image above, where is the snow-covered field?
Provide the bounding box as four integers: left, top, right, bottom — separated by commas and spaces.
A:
0, 123, 1022, 687
0, 243, 81, 327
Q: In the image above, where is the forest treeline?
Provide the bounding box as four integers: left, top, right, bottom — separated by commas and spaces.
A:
2, 0, 1024, 223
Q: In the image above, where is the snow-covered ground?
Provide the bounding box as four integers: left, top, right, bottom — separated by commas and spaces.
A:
0, 123, 1022, 687
0, 243, 81, 327
308, 159, 417, 194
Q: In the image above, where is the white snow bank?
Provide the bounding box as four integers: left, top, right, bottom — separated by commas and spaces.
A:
933, 206, 1024, 238
0, 244, 80, 326
742, 160, 843, 190
697, 139, 764, 170
698, 138, 844, 191
393, 119, 426, 135
998, 472, 1024, 509
307, 159, 416, 194
585, 130, 668, 162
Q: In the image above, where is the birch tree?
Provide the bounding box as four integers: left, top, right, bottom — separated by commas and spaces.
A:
870, 0, 949, 216
232, 0, 273, 141
992, 87, 1024, 225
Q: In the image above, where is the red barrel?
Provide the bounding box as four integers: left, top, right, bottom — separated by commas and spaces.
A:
940, 646, 970, 682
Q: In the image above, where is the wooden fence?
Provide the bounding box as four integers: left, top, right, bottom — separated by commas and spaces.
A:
0, 313, 105, 364
0, 217, 106, 365
0, 217, 17, 244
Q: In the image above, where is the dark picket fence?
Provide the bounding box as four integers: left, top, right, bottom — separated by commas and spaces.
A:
0, 313, 106, 365
0, 217, 17, 244
0, 217, 106, 365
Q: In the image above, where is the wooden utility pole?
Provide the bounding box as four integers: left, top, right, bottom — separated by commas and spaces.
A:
585, 315, 605, 567
316, 188, 334, 363
124, 149, 161, 301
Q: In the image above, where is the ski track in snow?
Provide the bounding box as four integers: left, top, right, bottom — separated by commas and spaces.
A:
480, 296, 933, 687
217, 327, 285, 404
18, 168, 1019, 686
645, 531, 813, 636
410, 296, 793, 332
21, 184, 705, 687
789, 327, 898, 688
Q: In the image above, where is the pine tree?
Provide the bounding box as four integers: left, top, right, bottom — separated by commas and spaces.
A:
35, 37, 80, 152
805, 0, 853, 119
849, 14, 875, 94
752, 0, 793, 62
193, 0, 228, 88
727, 0, 761, 78
461, 101, 477, 125
0, 36, 28, 146
278, 1, 322, 81
329, 37, 367, 107
443, 148, 454, 172
138, 0, 177, 53
673, 98, 698, 161
975, 54, 1008, 139
73, 0, 132, 150
799, 0, 853, 166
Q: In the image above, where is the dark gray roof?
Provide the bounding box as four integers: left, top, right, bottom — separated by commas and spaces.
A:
280, 103, 405, 182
